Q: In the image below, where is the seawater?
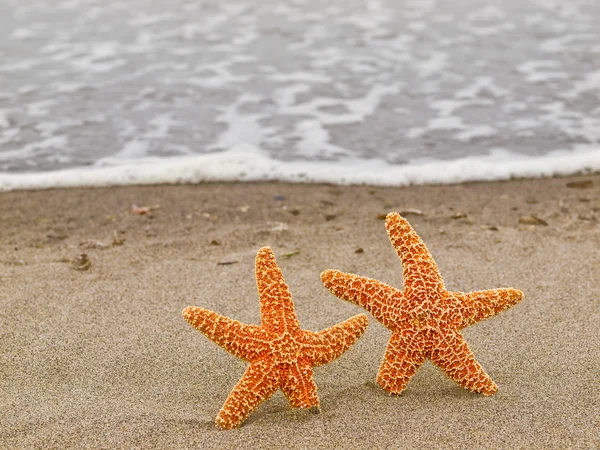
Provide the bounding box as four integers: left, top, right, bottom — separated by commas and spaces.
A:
1, 0, 599, 190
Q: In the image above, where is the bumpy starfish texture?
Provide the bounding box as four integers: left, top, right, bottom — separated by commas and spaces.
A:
183, 247, 368, 429
321, 213, 523, 396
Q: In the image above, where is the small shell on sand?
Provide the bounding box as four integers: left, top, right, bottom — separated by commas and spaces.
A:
72, 254, 91, 271
519, 215, 548, 226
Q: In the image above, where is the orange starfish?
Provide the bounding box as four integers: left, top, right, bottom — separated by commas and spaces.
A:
183, 247, 368, 429
321, 213, 523, 396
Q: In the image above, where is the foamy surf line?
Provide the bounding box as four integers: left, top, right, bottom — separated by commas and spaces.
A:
1, 147, 599, 192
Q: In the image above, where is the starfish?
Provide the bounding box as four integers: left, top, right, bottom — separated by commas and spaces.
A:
321, 212, 523, 396
183, 247, 368, 429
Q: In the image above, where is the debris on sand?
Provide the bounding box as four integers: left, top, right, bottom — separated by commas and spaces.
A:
81, 233, 126, 248
399, 209, 425, 216
72, 254, 91, 271
131, 204, 160, 215
270, 222, 288, 232
3, 257, 26, 266
282, 250, 300, 259
451, 212, 467, 219
566, 180, 593, 189
45, 231, 68, 243
519, 215, 548, 226
217, 260, 238, 266
112, 232, 126, 246
79, 239, 109, 250
354, 248, 364, 254
578, 214, 597, 222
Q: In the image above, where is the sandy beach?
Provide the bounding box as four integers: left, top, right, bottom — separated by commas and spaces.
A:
1, 174, 599, 448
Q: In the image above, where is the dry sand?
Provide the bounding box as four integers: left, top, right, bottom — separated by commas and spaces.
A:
1, 175, 599, 448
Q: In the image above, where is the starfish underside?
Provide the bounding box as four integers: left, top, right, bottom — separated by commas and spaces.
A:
321, 212, 523, 396
183, 247, 368, 429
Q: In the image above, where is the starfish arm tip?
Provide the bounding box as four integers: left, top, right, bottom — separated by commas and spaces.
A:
342, 313, 370, 339
385, 211, 410, 231
256, 247, 278, 271
305, 313, 369, 366
215, 418, 237, 430
482, 383, 499, 396
183, 306, 266, 361
502, 288, 525, 302
257, 246, 274, 257
255, 247, 298, 330
281, 364, 321, 409
215, 361, 279, 429
320, 269, 340, 286
454, 286, 525, 328
383, 211, 445, 291
354, 313, 370, 330
321, 271, 402, 327
182, 305, 204, 323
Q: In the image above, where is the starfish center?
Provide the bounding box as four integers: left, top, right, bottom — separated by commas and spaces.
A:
411, 311, 432, 328
270, 332, 302, 364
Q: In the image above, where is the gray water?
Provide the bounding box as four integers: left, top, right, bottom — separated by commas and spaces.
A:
0, 0, 599, 175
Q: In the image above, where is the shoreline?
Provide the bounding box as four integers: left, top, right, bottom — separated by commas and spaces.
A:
1, 174, 599, 448
1, 149, 599, 192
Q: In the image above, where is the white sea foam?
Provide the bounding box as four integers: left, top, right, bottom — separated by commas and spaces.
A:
517, 60, 568, 84
455, 76, 508, 100
454, 125, 498, 142
562, 69, 600, 99
1, 146, 598, 192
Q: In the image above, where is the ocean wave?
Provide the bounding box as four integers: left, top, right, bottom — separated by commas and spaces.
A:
1, 145, 598, 191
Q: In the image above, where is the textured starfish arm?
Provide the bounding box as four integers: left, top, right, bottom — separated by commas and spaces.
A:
377, 333, 426, 395
430, 333, 497, 396
182, 306, 268, 362
454, 288, 524, 328
280, 362, 320, 408
385, 212, 445, 292
255, 247, 300, 331
216, 360, 279, 429
303, 314, 369, 366
321, 270, 401, 328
